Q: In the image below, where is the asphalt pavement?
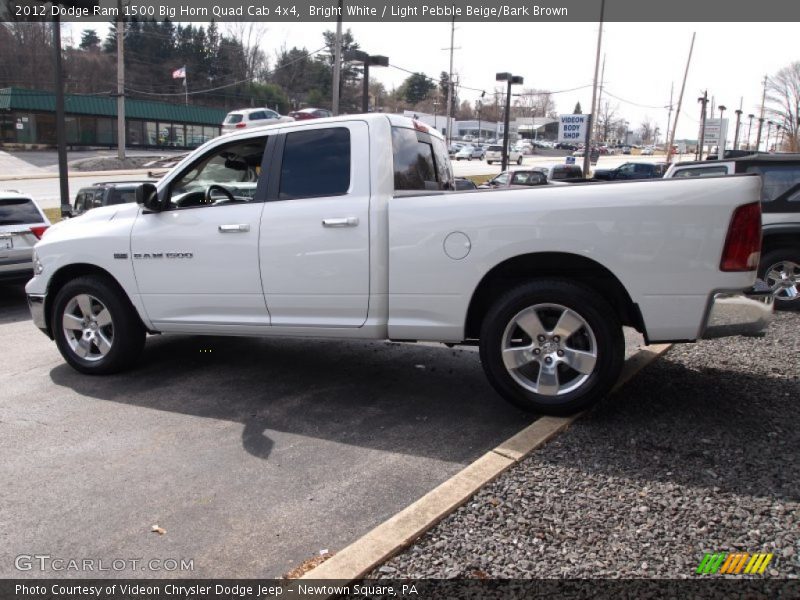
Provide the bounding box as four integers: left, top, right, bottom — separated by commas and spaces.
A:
0, 277, 646, 579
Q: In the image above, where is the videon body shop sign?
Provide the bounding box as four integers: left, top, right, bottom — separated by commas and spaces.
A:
558, 114, 590, 142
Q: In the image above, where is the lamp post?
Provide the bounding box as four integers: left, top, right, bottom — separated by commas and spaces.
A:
433, 100, 439, 131
343, 50, 389, 113
747, 114, 754, 150
733, 109, 742, 150
756, 117, 765, 151
717, 105, 726, 156
496, 72, 523, 170
476, 100, 482, 143
766, 120, 773, 152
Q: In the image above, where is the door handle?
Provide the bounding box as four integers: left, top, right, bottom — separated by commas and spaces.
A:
322, 217, 359, 228
218, 224, 250, 233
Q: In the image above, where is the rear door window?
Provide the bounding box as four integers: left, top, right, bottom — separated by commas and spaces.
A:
279, 127, 350, 199
249, 111, 267, 121
392, 127, 452, 191
0, 197, 44, 224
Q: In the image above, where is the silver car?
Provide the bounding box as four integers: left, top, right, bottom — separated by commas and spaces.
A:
0, 192, 50, 281
221, 108, 294, 133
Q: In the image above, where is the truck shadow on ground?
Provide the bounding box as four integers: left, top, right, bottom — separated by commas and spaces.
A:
0, 281, 32, 325
49, 333, 533, 462
543, 351, 800, 502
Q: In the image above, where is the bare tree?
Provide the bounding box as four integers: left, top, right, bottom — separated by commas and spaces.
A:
639, 118, 656, 145
766, 61, 800, 152
513, 88, 555, 119
596, 100, 622, 143
225, 23, 270, 82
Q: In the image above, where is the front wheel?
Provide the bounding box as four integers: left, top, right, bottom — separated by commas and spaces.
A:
52, 276, 146, 374
487, 160, 493, 165
759, 249, 800, 310
479, 280, 624, 415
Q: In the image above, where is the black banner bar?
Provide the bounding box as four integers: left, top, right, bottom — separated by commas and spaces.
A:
3, 0, 800, 22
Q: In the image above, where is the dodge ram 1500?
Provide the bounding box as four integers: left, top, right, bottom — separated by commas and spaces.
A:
26, 115, 773, 414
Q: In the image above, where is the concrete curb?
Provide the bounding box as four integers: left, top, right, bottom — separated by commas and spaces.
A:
297, 343, 673, 585
0, 169, 157, 182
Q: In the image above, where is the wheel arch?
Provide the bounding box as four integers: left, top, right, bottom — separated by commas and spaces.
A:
465, 252, 645, 340
44, 263, 146, 338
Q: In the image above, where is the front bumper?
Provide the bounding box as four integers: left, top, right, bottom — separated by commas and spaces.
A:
701, 282, 774, 339
27, 293, 49, 335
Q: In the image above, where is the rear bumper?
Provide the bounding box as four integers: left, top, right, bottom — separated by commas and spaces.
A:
27, 293, 49, 335
700, 282, 774, 339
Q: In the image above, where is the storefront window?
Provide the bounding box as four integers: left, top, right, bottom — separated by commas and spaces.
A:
145, 122, 158, 145
127, 121, 144, 146
96, 118, 115, 145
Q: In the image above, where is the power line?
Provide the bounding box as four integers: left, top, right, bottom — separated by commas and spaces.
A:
602, 89, 669, 109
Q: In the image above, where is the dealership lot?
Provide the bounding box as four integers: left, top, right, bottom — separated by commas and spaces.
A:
0, 280, 648, 578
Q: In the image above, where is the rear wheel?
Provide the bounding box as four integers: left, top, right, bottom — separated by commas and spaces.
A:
479, 280, 624, 415
53, 276, 145, 374
759, 249, 800, 310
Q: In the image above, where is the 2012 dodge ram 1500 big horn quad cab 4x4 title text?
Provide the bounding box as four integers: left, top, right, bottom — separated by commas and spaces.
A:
26, 115, 773, 415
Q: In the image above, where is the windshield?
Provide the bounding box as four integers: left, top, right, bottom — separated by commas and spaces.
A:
224, 114, 244, 124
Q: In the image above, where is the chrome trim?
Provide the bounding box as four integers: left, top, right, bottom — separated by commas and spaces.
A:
27, 293, 48, 333
701, 285, 774, 339
322, 217, 359, 227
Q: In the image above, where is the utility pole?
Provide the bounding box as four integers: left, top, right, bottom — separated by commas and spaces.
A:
116, 0, 125, 160
667, 34, 694, 163
595, 53, 605, 143
697, 90, 708, 160
53, 15, 69, 208
665, 81, 674, 157
445, 17, 455, 144
747, 114, 754, 150
332, 0, 343, 115
583, 0, 605, 178
756, 75, 768, 150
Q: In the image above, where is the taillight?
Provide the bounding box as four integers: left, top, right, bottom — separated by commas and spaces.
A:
235, 122, 247, 128
30, 225, 49, 240
720, 202, 761, 271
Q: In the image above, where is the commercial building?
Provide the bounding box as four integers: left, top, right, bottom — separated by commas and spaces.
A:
0, 87, 225, 149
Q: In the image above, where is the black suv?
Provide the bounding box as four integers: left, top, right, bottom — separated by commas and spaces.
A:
593, 162, 668, 180
665, 153, 800, 308
62, 181, 154, 218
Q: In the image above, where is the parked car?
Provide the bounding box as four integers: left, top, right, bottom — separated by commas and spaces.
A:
26, 114, 772, 416
221, 108, 294, 132
529, 163, 585, 181
556, 142, 578, 151
288, 108, 333, 120
454, 145, 485, 161
448, 143, 464, 158
62, 181, 154, 219
592, 162, 668, 181
478, 170, 548, 188
664, 153, 800, 308
0, 191, 50, 281
485, 144, 523, 165
641, 146, 655, 155
453, 177, 478, 191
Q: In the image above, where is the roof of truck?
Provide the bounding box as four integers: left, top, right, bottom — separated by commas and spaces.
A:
672, 152, 800, 167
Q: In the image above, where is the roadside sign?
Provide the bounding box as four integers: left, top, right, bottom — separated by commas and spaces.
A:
703, 118, 728, 146
558, 114, 590, 143
565, 156, 576, 164
589, 149, 600, 165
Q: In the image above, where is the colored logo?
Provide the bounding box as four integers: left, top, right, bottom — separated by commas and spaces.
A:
696, 552, 774, 575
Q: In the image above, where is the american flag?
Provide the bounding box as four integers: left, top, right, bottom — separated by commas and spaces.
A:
172, 66, 186, 79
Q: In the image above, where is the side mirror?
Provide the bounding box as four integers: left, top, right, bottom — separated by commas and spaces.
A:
135, 183, 161, 212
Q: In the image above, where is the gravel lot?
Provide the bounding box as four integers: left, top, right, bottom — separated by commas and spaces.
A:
368, 312, 800, 580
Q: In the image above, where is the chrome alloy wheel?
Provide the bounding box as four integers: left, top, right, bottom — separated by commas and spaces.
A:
764, 260, 800, 302
61, 294, 114, 362
500, 303, 598, 397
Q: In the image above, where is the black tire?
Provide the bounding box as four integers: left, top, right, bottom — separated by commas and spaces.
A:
758, 248, 800, 310
516, 156, 523, 165
479, 280, 625, 415
52, 276, 146, 374
487, 161, 492, 165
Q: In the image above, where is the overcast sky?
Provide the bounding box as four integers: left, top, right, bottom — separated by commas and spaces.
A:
66, 21, 797, 141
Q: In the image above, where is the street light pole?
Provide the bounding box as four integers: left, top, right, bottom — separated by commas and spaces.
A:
343, 50, 388, 114
583, 0, 605, 177
718, 105, 726, 156
496, 72, 523, 171
766, 120, 773, 152
733, 109, 743, 150
697, 91, 708, 160
747, 114, 754, 150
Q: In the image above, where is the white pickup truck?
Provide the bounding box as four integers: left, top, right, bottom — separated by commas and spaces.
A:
26, 115, 773, 414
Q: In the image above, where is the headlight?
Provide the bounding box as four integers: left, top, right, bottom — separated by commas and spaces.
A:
32, 250, 44, 275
